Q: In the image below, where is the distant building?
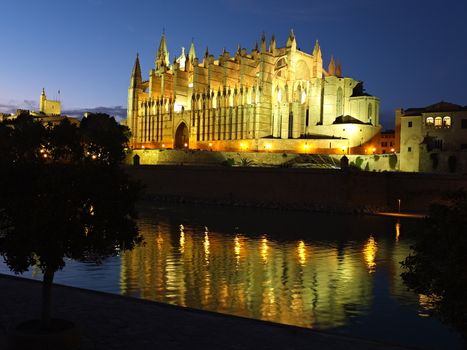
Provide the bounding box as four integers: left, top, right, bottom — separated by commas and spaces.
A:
39, 88, 61, 115
373, 130, 396, 154
397, 102, 467, 173
1, 89, 78, 126
127, 32, 381, 154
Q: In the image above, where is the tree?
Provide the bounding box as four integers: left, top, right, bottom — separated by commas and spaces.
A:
0, 114, 142, 330
79, 113, 130, 164
401, 190, 467, 339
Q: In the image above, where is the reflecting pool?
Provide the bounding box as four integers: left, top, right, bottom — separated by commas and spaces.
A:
1, 203, 463, 349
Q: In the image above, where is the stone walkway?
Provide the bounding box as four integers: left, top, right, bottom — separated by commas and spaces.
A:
0, 274, 414, 350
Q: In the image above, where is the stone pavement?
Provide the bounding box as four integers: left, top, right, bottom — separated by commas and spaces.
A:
0, 274, 414, 350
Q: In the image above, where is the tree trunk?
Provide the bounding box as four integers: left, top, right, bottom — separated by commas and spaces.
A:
41, 268, 55, 329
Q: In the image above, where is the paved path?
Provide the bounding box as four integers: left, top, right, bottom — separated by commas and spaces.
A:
0, 274, 414, 350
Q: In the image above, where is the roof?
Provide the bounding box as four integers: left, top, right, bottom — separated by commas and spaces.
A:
403, 101, 467, 116
333, 115, 368, 125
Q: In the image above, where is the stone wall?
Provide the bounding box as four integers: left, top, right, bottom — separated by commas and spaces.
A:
127, 165, 467, 213
126, 149, 399, 170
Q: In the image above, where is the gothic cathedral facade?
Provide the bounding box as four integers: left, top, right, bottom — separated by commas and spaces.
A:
127, 32, 380, 153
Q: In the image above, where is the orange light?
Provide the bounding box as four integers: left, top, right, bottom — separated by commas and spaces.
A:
265, 143, 272, 150
184, 143, 188, 147
390, 148, 395, 152
208, 142, 213, 147
162, 143, 166, 148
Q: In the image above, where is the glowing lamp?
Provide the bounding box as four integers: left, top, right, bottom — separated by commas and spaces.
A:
390, 148, 395, 152
184, 143, 188, 148
265, 143, 272, 150
208, 142, 213, 147
162, 144, 166, 148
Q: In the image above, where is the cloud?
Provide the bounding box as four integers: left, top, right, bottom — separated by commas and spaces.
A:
62, 106, 127, 122
0, 99, 38, 114
0, 99, 127, 122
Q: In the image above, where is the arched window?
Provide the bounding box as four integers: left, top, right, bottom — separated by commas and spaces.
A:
277, 88, 282, 103
368, 103, 373, 123
426, 117, 434, 126
435, 117, 442, 127
336, 87, 343, 116
443, 116, 451, 127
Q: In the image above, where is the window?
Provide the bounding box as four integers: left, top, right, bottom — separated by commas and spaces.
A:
305, 109, 309, 127
443, 116, 451, 127
426, 117, 434, 126
434, 140, 443, 150
336, 88, 343, 116
408, 147, 412, 152
288, 112, 293, 138
462, 119, 467, 129
381, 142, 388, 147
408, 121, 413, 127
435, 117, 442, 127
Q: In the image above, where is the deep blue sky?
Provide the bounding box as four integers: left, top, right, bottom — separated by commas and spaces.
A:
1, 0, 466, 129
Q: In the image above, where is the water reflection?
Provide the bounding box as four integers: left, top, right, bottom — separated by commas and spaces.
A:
119, 214, 393, 329
363, 236, 378, 273
396, 220, 401, 242
1, 204, 463, 348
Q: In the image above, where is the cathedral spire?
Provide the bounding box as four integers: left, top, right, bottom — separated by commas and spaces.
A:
269, 34, 276, 53
260, 32, 267, 53
188, 39, 197, 62
336, 61, 343, 77
328, 55, 336, 76
313, 39, 321, 58
156, 32, 170, 69
130, 53, 142, 88
286, 29, 296, 50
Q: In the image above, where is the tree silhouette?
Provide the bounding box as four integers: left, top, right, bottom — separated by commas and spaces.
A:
0, 113, 142, 329
402, 190, 467, 339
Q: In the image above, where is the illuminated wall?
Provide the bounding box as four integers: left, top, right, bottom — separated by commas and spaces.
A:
399, 102, 467, 173
127, 32, 380, 153
39, 88, 61, 116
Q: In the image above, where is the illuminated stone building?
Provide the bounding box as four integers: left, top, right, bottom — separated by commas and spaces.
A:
39, 88, 61, 116
397, 101, 467, 172
0, 89, 78, 126
127, 32, 380, 153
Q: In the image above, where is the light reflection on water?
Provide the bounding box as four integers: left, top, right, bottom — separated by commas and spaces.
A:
0, 204, 463, 349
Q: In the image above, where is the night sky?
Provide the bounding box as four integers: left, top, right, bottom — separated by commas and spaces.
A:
1, 0, 466, 129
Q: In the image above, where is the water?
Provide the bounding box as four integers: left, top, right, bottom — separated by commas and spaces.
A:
1, 203, 463, 349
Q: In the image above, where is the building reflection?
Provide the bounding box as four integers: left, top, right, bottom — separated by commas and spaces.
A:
120, 218, 395, 329
363, 236, 378, 273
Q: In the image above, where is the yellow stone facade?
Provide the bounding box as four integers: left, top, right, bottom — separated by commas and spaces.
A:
127, 32, 380, 153
39, 88, 61, 116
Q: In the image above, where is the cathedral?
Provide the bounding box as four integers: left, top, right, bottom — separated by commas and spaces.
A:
127, 31, 380, 154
